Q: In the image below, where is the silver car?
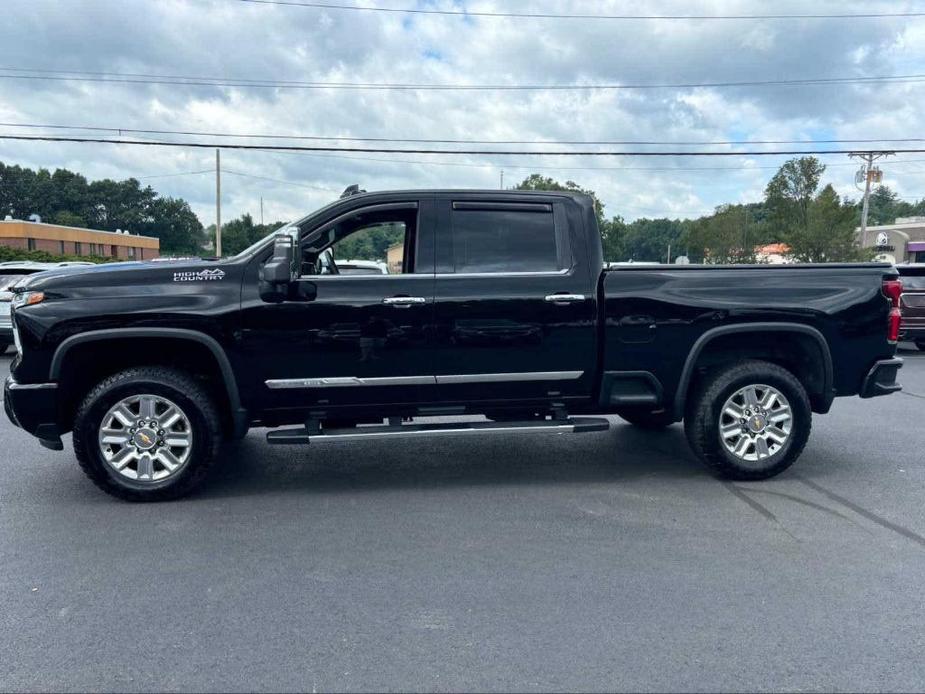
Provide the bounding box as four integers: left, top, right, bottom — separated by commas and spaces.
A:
0, 261, 93, 353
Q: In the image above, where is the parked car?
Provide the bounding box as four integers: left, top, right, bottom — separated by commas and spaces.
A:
336, 259, 389, 275
4, 188, 904, 500
1, 262, 74, 353
897, 264, 925, 350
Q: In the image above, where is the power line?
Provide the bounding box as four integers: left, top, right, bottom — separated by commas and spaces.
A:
1, 66, 924, 91
2, 120, 923, 147
233, 0, 925, 20
254, 146, 925, 172
223, 168, 339, 192
137, 168, 213, 179
1, 134, 916, 156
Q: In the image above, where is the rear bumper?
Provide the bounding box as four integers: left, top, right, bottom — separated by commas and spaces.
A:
860, 358, 903, 399
3, 376, 64, 450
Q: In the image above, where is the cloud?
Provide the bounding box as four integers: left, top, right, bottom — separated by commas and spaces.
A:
0, 0, 923, 224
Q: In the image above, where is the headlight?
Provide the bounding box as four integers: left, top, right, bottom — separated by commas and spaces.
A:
11, 291, 44, 309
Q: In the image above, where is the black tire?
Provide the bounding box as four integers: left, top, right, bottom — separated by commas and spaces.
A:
0, 340, 10, 354
916, 340, 925, 352
73, 367, 222, 501
684, 359, 811, 481
617, 408, 676, 429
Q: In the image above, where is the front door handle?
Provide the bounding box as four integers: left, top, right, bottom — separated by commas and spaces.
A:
382, 296, 427, 306
544, 293, 586, 304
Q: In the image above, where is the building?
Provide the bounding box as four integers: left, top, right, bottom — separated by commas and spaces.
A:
755, 243, 793, 264
857, 217, 925, 265
386, 242, 404, 274
0, 219, 159, 260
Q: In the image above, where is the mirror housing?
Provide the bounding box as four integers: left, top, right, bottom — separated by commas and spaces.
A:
259, 229, 298, 303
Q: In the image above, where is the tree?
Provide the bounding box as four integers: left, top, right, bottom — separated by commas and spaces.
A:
683, 204, 758, 264
621, 217, 685, 262
514, 174, 606, 225
786, 185, 870, 262
211, 214, 286, 256
143, 197, 207, 255
602, 215, 626, 262
0, 161, 208, 254
765, 156, 826, 235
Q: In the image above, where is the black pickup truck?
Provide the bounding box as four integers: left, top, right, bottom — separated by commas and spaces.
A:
3, 188, 904, 500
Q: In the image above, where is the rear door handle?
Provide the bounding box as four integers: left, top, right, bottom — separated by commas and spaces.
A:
544, 293, 586, 304
382, 296, 427, 306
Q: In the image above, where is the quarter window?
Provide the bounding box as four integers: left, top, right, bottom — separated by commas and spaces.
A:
445, 204, 561, 273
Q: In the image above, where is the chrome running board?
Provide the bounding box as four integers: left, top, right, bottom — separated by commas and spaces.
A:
266, 417, 610, 445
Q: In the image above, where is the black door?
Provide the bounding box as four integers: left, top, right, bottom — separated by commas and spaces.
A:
240, 198, 437, 415
431, 196, 598, 406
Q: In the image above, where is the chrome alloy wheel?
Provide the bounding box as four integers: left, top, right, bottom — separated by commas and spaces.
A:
98, 394, 193, 483
719, 384, 792, 463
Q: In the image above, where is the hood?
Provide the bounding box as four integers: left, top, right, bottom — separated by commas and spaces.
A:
16, 258, 234, 294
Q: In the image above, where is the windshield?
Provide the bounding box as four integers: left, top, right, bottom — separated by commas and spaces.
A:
902, 275, 925, 290
0, 271, 37, 292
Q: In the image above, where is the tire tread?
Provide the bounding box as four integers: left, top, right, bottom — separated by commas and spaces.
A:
73, 366, 221, 501
684, 359, 811, 481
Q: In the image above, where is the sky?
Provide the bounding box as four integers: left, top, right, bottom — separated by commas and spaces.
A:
0, 0, 924, 227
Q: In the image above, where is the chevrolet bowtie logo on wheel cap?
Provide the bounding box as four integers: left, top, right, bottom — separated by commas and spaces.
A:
173, 268, 226, 282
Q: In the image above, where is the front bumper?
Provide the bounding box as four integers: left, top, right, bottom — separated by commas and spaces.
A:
3, 376, 64, 450
860, 358, 903, 399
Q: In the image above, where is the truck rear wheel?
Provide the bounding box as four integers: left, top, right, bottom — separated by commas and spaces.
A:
915, 339, 925, 351
684, 360, 811, 480
73, 367, 222, 501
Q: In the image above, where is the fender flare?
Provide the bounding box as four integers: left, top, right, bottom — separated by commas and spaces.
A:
672, 322, 834, 419
50, 327, 244, 415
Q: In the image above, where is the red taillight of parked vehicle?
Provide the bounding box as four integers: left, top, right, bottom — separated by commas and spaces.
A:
882, 279, 903, 343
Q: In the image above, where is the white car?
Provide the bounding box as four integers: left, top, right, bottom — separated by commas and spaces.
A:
336, 259, 389, 275
0, 261, 94, 353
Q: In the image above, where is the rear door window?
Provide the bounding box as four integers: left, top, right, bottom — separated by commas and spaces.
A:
441, 202, 566, 274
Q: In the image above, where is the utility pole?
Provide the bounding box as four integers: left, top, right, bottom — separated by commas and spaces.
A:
850, 151, 892, 249
666, 242, 672, 264
260, 196, 264, 226
215, 149, 222, 257
500, 169, 504, 190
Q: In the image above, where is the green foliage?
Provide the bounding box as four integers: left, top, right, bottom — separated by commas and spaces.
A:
765, 156, 826, 234
602, 216, 626, 262
208, 213, 287, 257
684, 204, 759, 264
0, 161, 207, 254
786, 185, 871, 263
333, 223, 404, 262
862, 185, 925, 225
0, 245, 112, 264
514, 174, 606, 225
620, 217, 686, 263
760, 157, 868, 262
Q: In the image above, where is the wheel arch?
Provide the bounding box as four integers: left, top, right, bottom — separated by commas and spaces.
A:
50, 328, 247, 437
673, 322, 834, 420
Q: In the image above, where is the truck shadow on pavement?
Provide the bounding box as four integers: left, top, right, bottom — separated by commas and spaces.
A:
199, 421, 706, 500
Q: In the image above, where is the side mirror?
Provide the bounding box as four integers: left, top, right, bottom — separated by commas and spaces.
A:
259, 231, 297, 303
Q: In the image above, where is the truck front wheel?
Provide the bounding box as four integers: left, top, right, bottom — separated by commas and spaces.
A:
73, 367, 222, 501
684, 360, 811, 480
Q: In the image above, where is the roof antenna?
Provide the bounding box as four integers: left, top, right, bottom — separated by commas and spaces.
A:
340, 184, 366, 199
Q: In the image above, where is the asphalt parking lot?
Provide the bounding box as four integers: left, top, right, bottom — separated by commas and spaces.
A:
2, 348, 925, 693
